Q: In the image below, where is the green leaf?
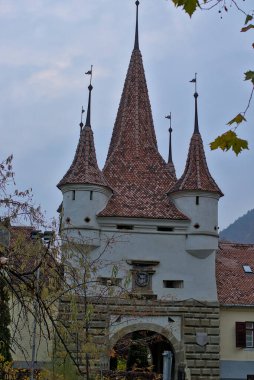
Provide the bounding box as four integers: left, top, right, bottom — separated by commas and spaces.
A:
172, 0, 200, 17
227, 113, 246, 126
244, 70, 254, 85
245, 14, 253, 25
241, 24, 254, 32
210, 130, 249, 155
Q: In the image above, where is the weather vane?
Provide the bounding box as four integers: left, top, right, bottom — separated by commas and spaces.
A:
165, 112, 172, 133
85, 65, 93, 86
190, 73, 197, 93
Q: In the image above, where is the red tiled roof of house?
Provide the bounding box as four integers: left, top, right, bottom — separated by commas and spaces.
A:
99, 48, 187, 220
57, 125, 108, 189
216, 241, 254, 305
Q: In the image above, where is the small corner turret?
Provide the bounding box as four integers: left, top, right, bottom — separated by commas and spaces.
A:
170, 78, 223, 257
57, 70, 112, 242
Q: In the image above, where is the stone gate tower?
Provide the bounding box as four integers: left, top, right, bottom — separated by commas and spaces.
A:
57, 2, 223, 379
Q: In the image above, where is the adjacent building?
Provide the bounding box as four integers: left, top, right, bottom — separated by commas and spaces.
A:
217, 242, 254, 380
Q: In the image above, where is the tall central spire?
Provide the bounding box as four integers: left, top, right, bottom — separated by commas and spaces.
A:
100, 2, 185, 220
134, 1, 140, 50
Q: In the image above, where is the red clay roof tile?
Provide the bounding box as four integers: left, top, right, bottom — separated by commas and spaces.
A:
57, 126, 108, 189
171, 132, 223, 196
99, 49, 186, 220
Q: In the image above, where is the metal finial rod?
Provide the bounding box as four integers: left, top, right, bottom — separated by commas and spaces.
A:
90, 65, 93, 85
85, 66, 94, 127
165, 113, 173, 163
194, 91, 199, 134
80, 106, 85, 123
80, 106, 85, 133
134, 1, 140, 50
190, 73, 199, 134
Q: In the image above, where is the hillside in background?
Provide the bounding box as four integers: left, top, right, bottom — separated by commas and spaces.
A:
220, 209, 254, 243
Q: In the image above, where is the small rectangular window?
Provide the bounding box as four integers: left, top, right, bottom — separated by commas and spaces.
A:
116, 225, 133, 230
72, 190, 75, 200
90, 191, 93, 200
196, 196, 199, 205
163, 280, 183, 288
157, 227, 174, 232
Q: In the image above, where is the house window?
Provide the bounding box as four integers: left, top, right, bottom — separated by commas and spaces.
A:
236, 322, 254, 348
246, 322, 254, 347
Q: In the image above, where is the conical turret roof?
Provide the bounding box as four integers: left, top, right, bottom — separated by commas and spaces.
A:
171, 93, 223, 196
57, 125, 108, 188
99, 6, 186, 220
57, 85, 108, 189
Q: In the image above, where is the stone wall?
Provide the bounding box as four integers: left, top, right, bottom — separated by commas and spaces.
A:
58, 297, 220, 380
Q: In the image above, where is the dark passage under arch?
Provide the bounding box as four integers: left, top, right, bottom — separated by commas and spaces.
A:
110, 330, 175, 378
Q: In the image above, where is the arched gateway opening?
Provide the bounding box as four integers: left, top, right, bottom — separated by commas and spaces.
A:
109, 330, 175, 379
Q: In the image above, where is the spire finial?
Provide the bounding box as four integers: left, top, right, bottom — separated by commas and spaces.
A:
134, 1, 140, 50
85, 65, 93, 127
165, 113, 173, 163
79, 106, 85, 133
190, 73, 199, 134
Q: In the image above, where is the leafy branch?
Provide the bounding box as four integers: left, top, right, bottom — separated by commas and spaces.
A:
170, 0, 254, 154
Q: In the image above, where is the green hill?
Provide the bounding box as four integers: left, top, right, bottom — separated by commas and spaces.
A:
220, 209, 254, 243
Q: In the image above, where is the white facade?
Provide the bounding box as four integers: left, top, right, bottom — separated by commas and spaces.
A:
60, 197, 219, 301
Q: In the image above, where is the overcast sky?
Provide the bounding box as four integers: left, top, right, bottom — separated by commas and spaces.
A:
0, 0, 253, 230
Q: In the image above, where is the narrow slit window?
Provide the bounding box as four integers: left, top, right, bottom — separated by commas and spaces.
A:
72, 190, 76, 200
116, 225, 133, 230
196, 196, 199, 205
157, 227, 174, 232
90, 191, 93, 200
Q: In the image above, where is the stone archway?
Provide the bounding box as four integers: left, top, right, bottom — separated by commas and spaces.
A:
109, 323, 184, 380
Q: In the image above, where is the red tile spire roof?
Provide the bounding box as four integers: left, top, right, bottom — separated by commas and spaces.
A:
57, 85, 108, 189
170, 93, 223, 196
99, 4, 186, 220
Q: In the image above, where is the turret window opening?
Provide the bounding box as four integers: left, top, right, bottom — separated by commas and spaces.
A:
90, 191, 93, 200
196, 196, 199, 205
72, 190, 76, 200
